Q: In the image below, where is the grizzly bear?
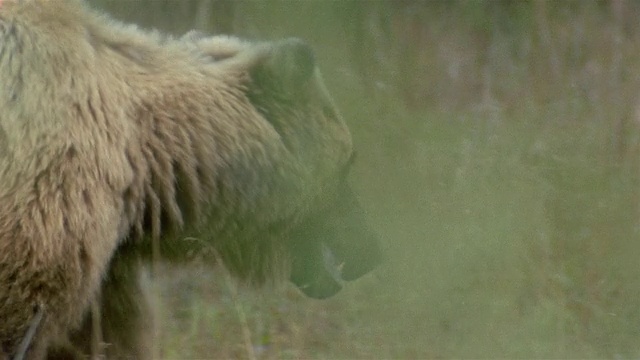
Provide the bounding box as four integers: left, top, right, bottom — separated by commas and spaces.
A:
0, 0, 381, 359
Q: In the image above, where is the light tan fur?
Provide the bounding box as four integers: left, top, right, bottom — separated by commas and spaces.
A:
0, 0, 353, 358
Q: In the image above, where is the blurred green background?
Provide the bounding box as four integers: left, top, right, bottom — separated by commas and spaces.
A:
89, 0, 640, 358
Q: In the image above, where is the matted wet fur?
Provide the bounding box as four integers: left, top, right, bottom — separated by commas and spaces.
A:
0, 0, 381, 358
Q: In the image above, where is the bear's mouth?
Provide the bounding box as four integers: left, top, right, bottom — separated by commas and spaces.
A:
290, 234, 383, 300
292, 243, 345, 299
288, 177, 383, 300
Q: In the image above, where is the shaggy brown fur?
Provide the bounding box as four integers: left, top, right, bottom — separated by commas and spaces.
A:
0, 0, 380, 358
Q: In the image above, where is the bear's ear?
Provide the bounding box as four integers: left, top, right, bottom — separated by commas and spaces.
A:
221, 38, 316, 92
257, 38, 316, 88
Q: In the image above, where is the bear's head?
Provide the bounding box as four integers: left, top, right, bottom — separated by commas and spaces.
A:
188, 37, 383, 298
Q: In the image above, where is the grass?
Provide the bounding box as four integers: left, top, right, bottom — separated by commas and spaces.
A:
92, 0, 640, 358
